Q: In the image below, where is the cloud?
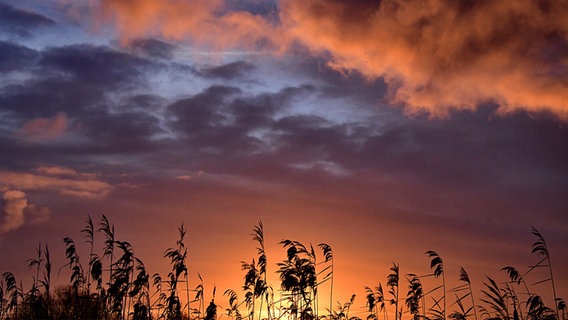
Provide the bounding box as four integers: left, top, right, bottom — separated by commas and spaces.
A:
129, 38, 176, 59
175, 170, 206, 181
0, 188, 51, 234
199, 60, 256, 79
281, 0, 568, 118
95, 0, 281, 50
36, 165, 98, 179
0, 166, 112, 199
1, 190, 27, 233
39, 44, 151, 87
17, 112, 69, 141
166, 84, 320, 159
0, 41, 39, 72
97, 0, 221, 42
90, 0, 568, 119
0, 43, 162, 129
0, 3, 55, 38
74, 109, 164, 154
36, 165, 79, 176
290, 160, 350, 177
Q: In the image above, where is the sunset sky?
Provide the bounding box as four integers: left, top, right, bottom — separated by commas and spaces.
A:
1, 0, 568, 317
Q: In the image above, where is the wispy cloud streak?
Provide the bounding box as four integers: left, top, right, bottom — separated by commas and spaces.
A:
0, 166, 112, 199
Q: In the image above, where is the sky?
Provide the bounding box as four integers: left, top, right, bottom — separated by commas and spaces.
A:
1, 0, 568, 317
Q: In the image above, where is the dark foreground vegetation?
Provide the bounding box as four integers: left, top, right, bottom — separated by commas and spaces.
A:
0, 215, 565, 320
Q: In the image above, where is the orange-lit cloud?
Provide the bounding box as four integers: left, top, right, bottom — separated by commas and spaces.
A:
98, 0, 220, 41
175, 170, 205, 181
92, 0, 568, 118
1, 190, 27, 233
281, 0, 568, 117
0, 166, 110, 232
18, 112, 69, 141
97, 0, 280, 50
0, 166, 112, 199
36, 165, 98, 179
0, 190, 51, 234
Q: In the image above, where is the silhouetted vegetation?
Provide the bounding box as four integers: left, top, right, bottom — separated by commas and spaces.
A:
0, 216, 565, 320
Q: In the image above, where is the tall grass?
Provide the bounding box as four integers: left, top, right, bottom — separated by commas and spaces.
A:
0, 218, 564, 320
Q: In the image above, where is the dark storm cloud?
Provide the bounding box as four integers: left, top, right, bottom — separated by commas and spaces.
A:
361, 107, 568, 190
223, 0, 278, 16
0, 41, 39, 72
280, 57, 568, 194
1, 76, 96, 116
39, 44, 151, 87
0, 109, 164, 173
272, 115, 351, 160
0, 42, 167, 173
0, 2, 55, 37
166, 84, 320, 158
0, 43, 162, 122
75, 107, 165, 154
230, 85, 316, 127
167, 85, 268, 158
153, 78, 365, 187
129, 38, 176, 59
168, 85, 242, 132
199, 61, 256, 80
121, 94, 168, 112
169, 79, 567, 223
337, 106, 568, 225
273, 47, 390, 110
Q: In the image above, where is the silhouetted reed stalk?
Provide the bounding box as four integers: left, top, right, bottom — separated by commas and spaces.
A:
99, 214, 116, 303
241, 258, 259, 320
130, 257, 151, 320
387, 262, 400, 320
42, 244, 52, 318
317, 243, 333, 320
25, 243, 42, 302
2, 272, 18, 318
452, 267, 478, 320
343, 294, 356, 320
2, 219, 567, 320
82, 215, 95, 295
405, 274, 423, 320
366, 283, 388, 320
224, 288, 245, 320
480, 276, 510, 320
61, 236, 87, 317
151, 272, 165, 317
426, 250, 446, 320
164, 224, 189, 320
501, 266, 531, 319
252, 220, 271, 320
277, 240, 317, 320
558, 298, 567, 320
193, 272, 205, 318
204, 287, 217, 320
530, 226, 559, 318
